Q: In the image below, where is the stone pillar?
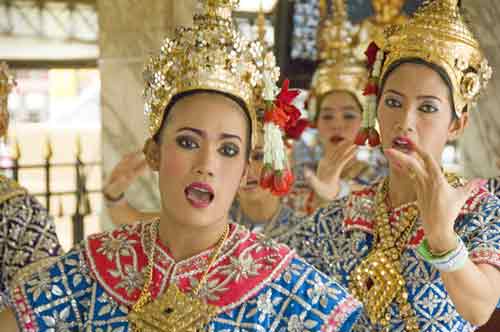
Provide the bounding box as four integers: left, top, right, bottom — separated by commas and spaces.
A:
98, 0, 196, 228
460, 0, 500, 178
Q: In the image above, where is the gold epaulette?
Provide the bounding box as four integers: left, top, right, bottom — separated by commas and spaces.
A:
10, 256, 60, 290
0, 175, 27, 205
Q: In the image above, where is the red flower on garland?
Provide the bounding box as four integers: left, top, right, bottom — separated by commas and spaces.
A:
355, 128, 381, 147
354, 128, 369, 146
271, 79, 302, 130
286, 118, 309, 140
259, 164, 274, 189
271, 169, 294, 196
368, 128, 381, 147
264, 107, 288, 128
365, 42, 380, 69
363, 82, 378, 96
276, 79, 300, 106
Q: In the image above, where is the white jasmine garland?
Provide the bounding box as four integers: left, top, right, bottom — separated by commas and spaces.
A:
367, 95, 377, 127
262, 72, 279, 101
372, 50, 384, 78
263, 122, 286, 171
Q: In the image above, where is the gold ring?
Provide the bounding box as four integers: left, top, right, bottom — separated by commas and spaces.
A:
409, 170, 416, 180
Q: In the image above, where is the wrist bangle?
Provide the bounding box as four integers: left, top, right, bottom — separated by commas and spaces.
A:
103, 191, 125, 206
417, 234, 468, 272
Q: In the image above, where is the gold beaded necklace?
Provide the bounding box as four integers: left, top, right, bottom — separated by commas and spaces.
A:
349, 179, 420, 332
128, 220, 230, 332
349, 173, 463, 331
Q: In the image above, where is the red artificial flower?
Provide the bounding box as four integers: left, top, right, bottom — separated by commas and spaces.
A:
365, 42, 380, 69
259, 164, 274, 189
264, 107, 289, 128
286, 118, 309, 140
273, 79, 302, 130
354, 128, 369, 146
276, 79, 300, 106
285, 104, 301, 127
271, 169, 294, 196
363, 82, 378, 96
368, 128, 381, 147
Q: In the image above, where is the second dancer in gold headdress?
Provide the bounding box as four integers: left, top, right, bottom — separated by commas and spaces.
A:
284, 1, 500, 331
286, 0, 387, 215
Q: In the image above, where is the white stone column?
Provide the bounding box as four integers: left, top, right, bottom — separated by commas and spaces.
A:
460, 0, 500, 178
98, 0, 196, 228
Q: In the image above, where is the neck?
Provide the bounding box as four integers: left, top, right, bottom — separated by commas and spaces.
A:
158, 212, 228, 261
387, 167, 417, 209
239, 194, 281, 224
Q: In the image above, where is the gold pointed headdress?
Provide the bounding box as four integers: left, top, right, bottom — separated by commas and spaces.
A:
308, 0, 368, 122
380, 0, 492, 116
143, 0, 280, 149
0, 62, 15, 115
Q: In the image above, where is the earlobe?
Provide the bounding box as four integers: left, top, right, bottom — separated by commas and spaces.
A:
448, 112, 469, 141
143, 138, 160, 171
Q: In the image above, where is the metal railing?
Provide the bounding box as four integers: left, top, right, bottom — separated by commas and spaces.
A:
0, 136, 101, 244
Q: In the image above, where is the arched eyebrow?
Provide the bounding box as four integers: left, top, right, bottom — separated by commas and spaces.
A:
177, 127, 242, 142
384, 89, 443, 103
320, 105, 357, 112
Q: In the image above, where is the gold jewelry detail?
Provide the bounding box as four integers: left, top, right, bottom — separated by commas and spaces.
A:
349, 180, 420, 331
143, 0, 280, 150
308, 0, 368, 122
380, 0, 492, 116
0, 62, 15, 114
128, 221, 230, 332
408, 170, 416, 180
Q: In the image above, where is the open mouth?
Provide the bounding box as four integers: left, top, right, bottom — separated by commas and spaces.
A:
184, 182, 215, 208
330, 136, 345, 144
242, 179, 259, 191
392, 136, 414, 154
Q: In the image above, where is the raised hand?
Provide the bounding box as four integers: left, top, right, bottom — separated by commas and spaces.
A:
104, 151, 148, 201
304, 140, 357, 201
384, 144, 484, 253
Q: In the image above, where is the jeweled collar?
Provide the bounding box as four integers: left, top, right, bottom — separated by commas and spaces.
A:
85, 221, 294, 311
344, 181, 491, 248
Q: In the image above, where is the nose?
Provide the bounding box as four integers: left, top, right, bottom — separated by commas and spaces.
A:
193, 145, 217, 178
394, 106, 416, 134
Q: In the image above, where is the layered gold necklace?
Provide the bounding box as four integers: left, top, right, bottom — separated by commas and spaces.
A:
349, 179, 419, 332
349, 173, 463, 331
128, 220, 230, 332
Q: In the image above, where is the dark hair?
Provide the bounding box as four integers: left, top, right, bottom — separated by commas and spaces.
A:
154, 89, 253, 159
315, 90, 364, 123
377, 58, 459, 120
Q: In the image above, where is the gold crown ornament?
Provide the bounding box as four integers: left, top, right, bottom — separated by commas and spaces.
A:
308, 0, 368, 123
143, 0, 298, 196
143, 0, 274, 149
356, 0, 493, 147
0, 62, 15, 138
0, 62, 15, 115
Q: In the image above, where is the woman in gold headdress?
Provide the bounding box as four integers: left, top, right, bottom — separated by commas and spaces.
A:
104, 114, 297, 240
0, 62, 62, 314
354, 0, 407, 60
283, 1, 500, 331
286, 0, 387, 215
0, 2, 362, 331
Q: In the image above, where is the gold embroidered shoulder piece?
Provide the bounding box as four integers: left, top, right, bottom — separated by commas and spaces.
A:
0, 175, 27, 205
